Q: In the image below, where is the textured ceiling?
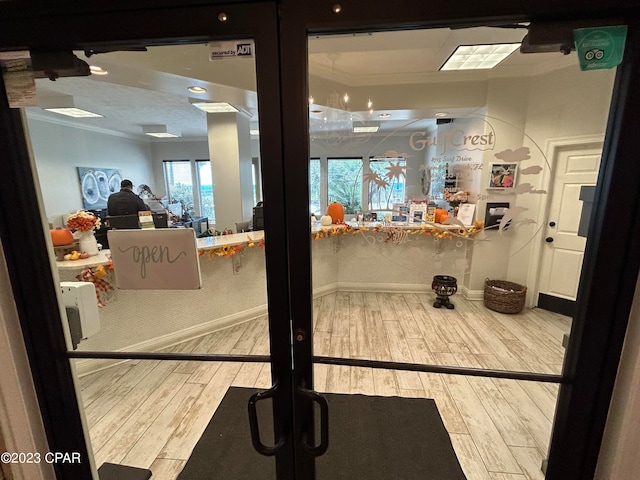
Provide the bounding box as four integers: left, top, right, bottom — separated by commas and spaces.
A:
24, 27, 576, 142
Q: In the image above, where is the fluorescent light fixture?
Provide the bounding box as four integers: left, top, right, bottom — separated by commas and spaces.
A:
435, 112, 449, 117
188, 86, 207, 94
353, 122, 380, 133
250, 129, 260, 136
440, 43, 520, 71
40, 96, 103, 118
142, 125, 180, 138
190, 100, 239, 113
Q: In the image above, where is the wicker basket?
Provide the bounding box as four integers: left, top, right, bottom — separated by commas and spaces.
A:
484, 279, 526, 314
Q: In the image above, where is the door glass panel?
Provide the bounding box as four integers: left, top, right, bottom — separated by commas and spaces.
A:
308, 25, 615, 478
23, 40, 274, 475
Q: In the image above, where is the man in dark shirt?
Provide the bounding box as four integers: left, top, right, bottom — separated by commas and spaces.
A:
107, 179, 149, 216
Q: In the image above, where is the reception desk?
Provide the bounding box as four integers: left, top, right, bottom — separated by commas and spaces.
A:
55, 223, 476, 371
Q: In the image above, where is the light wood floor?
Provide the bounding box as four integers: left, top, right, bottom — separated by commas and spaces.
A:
78, 293, 571, 480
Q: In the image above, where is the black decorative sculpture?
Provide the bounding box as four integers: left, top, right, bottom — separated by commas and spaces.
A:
431, 275, 458, 309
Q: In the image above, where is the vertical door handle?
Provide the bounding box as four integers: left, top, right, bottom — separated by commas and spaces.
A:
247, 383, 287, 456
297, 386, 329, 456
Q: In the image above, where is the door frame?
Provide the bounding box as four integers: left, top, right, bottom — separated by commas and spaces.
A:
278, 2, 640, 480
1, 2, 640, 480
526, 134, 604, 309
0, 1, 297, 479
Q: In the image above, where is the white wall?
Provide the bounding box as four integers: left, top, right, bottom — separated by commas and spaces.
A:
25, 116, 155, 221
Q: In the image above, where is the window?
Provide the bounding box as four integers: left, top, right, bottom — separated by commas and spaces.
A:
327, 158, 362, 214
163, 160, 194, 217
196, 160, 215, 223
309, 158, 321, 215
367, 157, 406, 211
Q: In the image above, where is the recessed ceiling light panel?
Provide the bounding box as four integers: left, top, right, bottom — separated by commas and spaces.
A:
40, 96, 103, 118
190, 101, 239, 113
440, 43, 520, 71
142, 125, 180, 138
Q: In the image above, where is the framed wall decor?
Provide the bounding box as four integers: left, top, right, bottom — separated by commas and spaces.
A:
488, 163, 518, 189
77, 167, 123, 209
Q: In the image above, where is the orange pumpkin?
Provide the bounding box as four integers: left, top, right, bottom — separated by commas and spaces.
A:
326, 202, 345, 223
434, 208, 451, 224
50, 228, 74, 246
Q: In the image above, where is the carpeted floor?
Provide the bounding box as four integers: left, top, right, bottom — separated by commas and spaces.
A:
177, 387, 466, 479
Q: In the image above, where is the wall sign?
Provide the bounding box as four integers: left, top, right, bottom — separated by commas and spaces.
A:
574, 26, 627, 71
108, 229, 202, 289
208, 40, 255, 59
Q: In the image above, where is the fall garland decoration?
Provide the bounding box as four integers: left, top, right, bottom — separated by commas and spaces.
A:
200, 236, 265, 259
199, 222, 484, 261
312, 221, 485, 241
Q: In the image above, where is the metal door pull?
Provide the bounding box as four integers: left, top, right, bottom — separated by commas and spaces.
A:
247, 383, 287, 456
297, 386, 329, 456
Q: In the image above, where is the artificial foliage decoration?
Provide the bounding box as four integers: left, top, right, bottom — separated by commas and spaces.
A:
67, 210, 101, 232
200, 221, 484, 262
75, 261, 114, 307
201, 235, 264, 260
311, 221, 484, 241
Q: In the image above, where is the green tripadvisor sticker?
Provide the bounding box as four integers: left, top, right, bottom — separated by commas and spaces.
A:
574, 25, 627, 71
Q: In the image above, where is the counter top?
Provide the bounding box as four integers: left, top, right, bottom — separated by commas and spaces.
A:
196, 231, 264, 250
55, 222, 475, 269
56, 250, 111, 270
56, 231, 266, 269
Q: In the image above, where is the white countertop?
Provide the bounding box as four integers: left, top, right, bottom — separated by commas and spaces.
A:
56, 231, 267, 269
56, 250, 112, 270
55, 223, 472, 269
196, 231, 264, 250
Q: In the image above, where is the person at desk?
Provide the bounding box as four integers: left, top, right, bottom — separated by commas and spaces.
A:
107, 179, 149, 215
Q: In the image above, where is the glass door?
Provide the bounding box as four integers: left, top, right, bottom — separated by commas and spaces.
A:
277, 2, 640, 480
0, 3, 301, 479
2, 2, 640, 480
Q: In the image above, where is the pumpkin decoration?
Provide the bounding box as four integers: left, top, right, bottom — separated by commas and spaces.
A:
320, 215, 333, 226
434, 208, 451, 224
50, 228, 74, 246
326, 202, 345, 223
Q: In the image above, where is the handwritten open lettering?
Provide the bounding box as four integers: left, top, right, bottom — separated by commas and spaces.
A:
118, 245, 187, 278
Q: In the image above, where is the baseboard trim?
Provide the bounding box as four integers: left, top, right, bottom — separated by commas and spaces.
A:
75, 304, 269, 376
537, 293, 576, 317
336, 282, 431, 293
76, 281, 475, 376
461, 286, 484, 301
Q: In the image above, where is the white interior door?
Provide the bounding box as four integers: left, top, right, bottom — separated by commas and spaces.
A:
538, 144, 602, 301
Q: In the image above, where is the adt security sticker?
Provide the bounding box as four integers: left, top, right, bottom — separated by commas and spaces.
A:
208, 40, 255, 60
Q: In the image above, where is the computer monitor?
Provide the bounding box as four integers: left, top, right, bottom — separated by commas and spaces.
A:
167, 203, 182, 217
107, 213, 169, 229
106, 215, 140, 229
152, 212, 168, 228
252, 206, 264, 231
